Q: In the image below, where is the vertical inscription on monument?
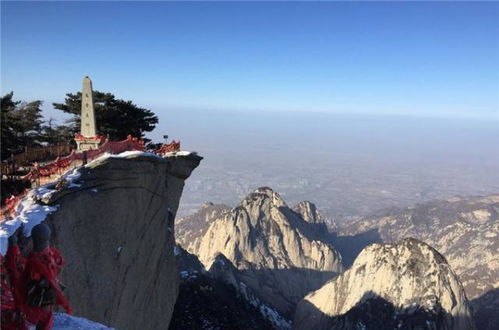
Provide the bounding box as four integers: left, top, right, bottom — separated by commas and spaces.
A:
81, 76, 97, 137
76, 76, 101, 151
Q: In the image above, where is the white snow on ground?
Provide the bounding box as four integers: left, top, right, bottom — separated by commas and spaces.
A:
163, 150, 192, 157
27, 313, 114, 329
65, 168, 81, 183
66, 168, 82, 188
179, 270, 199, 280
108, 150, 160, 159
86, 151, 159, 167
236, 281, 292, 329
258, 304, 292, 330
0, 150, 193, 256
86, 150, 192, 167
0, 190, 58, 256
0, 168, 83, 256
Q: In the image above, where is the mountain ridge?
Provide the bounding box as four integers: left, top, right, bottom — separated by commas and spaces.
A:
294, 238, 475, 330
176, 187, 343, 319
337, 194, 499, 329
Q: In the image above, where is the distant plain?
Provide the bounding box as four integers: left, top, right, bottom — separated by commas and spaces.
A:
151, 110, 499, 223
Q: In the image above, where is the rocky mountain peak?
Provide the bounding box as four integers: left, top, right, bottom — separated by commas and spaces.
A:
294, 238, 475, 330
171, 249, 276, 330
201, 202, 215, 208
337, 194, 499, 329
241, 187, 287, 210
293, 201, 323, 224
253, 186, 280, 197
209, 253, 235, 273
177, 188, 342, 319
195, 188, 341, 272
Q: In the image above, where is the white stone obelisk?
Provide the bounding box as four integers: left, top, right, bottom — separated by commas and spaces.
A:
81, 76, 97, 137
76, 76, 101, 151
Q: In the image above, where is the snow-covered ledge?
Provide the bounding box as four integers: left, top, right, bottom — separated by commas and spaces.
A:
0, 150, 195, 255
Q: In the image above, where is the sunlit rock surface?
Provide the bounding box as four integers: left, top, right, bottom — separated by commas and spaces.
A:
339, 195, 499, 329
177, 187, 342, 319
294, 238, 475, 330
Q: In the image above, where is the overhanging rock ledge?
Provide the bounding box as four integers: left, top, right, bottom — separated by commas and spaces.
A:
42, 152, 201, 329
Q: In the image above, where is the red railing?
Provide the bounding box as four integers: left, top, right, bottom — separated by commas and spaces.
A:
1, 190, 28, 219
1, 145, 73, 177
1, 136, 181, 220
23, 136, 143, 183
156, 140, 181, 154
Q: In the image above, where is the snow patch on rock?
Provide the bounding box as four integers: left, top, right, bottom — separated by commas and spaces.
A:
86, 150, 192, 168
0, 191, 58, 255
49, 313, 113, 329
0, 167, 87, 255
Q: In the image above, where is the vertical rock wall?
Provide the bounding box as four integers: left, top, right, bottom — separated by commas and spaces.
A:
44, 153, 201, 329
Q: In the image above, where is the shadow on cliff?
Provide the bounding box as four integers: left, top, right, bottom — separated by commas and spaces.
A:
279, 206, 383, 270
169, 273, 275, 330
234, 267, 339, 320
294, 290, 474, 330
470, 287, 499, 330
279, 206, 331, 243
329, 229, 382, 268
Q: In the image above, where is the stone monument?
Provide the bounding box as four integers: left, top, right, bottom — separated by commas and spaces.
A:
75, 76, 101, 151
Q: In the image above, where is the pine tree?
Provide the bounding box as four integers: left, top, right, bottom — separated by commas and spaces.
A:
40, 118, 74, 145
1, 92, 44, 159
52, 91, 158, 141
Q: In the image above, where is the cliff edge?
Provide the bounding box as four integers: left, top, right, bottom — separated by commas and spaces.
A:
5, 151, 201, 329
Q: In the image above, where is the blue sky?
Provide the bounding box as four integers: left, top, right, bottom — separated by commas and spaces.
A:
1, 1, 498, 121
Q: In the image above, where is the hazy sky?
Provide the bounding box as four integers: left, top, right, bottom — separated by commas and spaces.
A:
1, 1, 498, 121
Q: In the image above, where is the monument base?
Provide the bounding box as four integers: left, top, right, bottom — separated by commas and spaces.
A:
76, 137, 101, 151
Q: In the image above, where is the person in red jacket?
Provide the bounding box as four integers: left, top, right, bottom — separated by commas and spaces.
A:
1, 253, 27, 330
6, 224, 72, 330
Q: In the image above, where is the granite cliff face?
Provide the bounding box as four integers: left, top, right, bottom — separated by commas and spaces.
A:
175, 202, 230, 254
294, 238, 475, 330
176, 187, 342, 320
338, 195, 499, 329
207, 253, 292, 329
292, 201, 324, 224
41, 152, 201, 329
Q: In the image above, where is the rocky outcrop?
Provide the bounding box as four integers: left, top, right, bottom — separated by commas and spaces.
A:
294, 238, 475, 330
292, 201, 323, 224
170, 246, 275, 330
41, 152, 201, 329
177, 187, 342, 319
174, 245, 206, 277
338, 195, 499, 329
208, 253, 292, 329
175, 202, 230, 253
